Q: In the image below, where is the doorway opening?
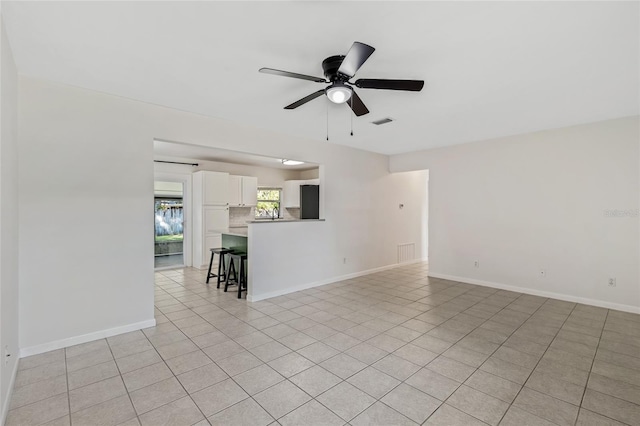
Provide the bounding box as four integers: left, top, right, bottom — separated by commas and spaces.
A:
154, 181, 184, 269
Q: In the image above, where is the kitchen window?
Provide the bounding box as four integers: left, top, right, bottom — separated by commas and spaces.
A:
255, 188, 282, 219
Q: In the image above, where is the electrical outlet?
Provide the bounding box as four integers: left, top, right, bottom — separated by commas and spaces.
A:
608, 277, 616, 287
343, 257, 347, 264
539, 269, 546, 278
474, 260, 479, 268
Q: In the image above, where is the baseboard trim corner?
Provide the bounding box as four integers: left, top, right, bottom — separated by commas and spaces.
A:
19, 318, 157, 358
428, 272, 640, 314
248, 257, 428, 302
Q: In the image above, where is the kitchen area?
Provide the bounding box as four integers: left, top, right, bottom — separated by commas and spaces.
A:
191, 170, 321, 270
153, 140, 323, 296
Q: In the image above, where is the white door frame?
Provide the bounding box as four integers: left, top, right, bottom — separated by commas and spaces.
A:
154, 172, 192, 267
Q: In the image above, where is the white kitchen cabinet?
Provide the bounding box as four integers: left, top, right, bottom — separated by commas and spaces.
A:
193, 205, 229, 268
283, 180, 301, 208
283, 179, 320, 208
229, 175, 258, 207
204, 206, 229, 234
192, 171, 230, 268
193, 171, 229, 206
228, 175, 242, 206
242, 176, 258, 206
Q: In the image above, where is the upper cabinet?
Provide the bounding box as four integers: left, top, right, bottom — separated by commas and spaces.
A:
193, 171, 229, 206
242, 176, 258, 206
229, 175, 258, 207
283, 179, 320, 208
228, 175, 242, 206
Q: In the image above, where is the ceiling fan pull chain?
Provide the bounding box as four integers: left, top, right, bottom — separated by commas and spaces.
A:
350, 105, 354, 136
326, 102, 329, 141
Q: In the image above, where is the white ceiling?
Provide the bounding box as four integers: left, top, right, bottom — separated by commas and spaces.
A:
154, 139, 317, 170
3, 1, 638, 155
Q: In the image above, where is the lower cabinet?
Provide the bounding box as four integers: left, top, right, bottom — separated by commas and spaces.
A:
193, 205, 229, 268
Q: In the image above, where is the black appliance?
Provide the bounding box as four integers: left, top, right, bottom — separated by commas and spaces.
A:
300, 185, 320, 219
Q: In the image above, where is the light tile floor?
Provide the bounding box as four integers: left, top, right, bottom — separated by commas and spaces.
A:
7, 262, 640, 425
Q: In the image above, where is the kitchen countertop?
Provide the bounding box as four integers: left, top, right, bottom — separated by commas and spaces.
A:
217, 228, 248, 237
249, 219, 325, 224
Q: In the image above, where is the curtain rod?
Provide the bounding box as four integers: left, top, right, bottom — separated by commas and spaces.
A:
154, 160, 199, 166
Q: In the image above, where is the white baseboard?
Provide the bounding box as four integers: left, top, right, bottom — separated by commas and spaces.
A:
1, 357, 19, 425
248, 258, 428, 302
428, 272, 640, 314
19, 319, 157, 358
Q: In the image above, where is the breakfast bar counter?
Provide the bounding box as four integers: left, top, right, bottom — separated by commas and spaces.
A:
220, 229, 248, 254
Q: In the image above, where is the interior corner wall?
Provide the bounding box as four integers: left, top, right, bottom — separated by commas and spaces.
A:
0, 14, 20, 422
18, 76, 428, 354
390, 116, 640, 313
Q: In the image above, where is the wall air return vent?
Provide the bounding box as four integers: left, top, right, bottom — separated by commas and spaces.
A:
371, 117, 394, 125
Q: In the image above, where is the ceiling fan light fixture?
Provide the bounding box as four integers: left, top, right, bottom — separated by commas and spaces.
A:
326, 83, 353, 104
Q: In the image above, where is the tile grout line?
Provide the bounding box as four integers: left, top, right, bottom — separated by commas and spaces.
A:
65, 349, 72, 425
161, 276, 259, 424
494, 301, 580, 426
577, 308, 608, 414
415, 292, 563, 424
572, 309, 638, 426
103, 337, 140, 425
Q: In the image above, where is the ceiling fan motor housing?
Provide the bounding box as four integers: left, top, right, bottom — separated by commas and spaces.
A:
322, 55, 348, 81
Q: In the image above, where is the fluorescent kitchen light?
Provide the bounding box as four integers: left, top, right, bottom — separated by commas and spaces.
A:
281, 159, 305, 166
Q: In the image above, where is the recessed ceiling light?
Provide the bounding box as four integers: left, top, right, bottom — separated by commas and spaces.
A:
281, 159, 305, 166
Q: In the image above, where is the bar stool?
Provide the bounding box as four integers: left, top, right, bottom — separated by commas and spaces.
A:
206, 248, 233, 288
225, 252, 248, 299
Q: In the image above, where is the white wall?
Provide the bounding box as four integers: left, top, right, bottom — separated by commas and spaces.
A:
18, 79, 157, 354
19, 76, 428, 353
0, 13, 20, 423
154, 181, 183, 197
391, 116, 640, 313
298, 168, 320, 180
248, 168, 429, 301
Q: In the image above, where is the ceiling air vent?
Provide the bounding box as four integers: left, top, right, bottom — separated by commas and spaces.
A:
371, 117, 394, 125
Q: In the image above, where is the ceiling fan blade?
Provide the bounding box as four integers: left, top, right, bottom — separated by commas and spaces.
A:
337, 42, 375, 78
347, 91, 369, 116
284, 90, 326, 110
355, 79, 424, 91
259, 68, 326, 83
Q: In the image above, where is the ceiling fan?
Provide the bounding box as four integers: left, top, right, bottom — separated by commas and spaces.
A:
259, 42, 424, 117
